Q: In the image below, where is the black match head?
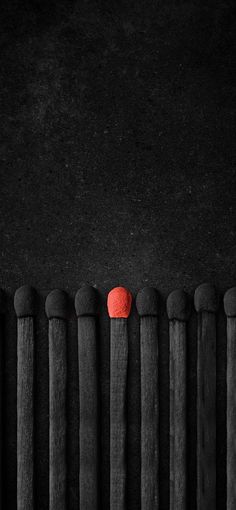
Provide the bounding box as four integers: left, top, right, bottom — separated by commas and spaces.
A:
14, 285, 36, 317
194, 283, 219, 313
75, 285, 98, 317
167, 289, 191, 321
224, 287, 236, 317
136, 287, 159, 316
45, 289, 68, 319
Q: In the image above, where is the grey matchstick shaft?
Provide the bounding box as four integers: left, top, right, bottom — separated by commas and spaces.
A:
14, 285, 36, 510
75, 285, 99, 510
0, 290, 4, 510
110, 319, 128, 510
224, 287, 236, 510
136, 287, 159, 510
194, 283, 218, 510
167, 289, 191, 510
45, 289, 68, 510
108, 287, 132, 510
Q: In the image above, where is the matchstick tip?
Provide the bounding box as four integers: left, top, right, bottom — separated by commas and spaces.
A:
75, 285, 98, 316
107, 287, 132, 318
194, 283, 218, 313
14, 285, 36, 317
224, 287, 236, 317
45, 289, 68, 319
136, 287, 158, 316
167, 289, 191, 321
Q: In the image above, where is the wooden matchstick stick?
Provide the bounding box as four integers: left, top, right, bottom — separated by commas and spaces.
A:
224, 287, 236, 510
45, 289, 68, 510
107, 286, 132, 510
0, 289, 4, 509
136, 287, 159, 510
14, 285, 36, 510
75, 285, 99, 509
194, 283, 218, 510
167, 289, 191, 510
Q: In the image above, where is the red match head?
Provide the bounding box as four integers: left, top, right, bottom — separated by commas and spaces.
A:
107, 287, 132, 318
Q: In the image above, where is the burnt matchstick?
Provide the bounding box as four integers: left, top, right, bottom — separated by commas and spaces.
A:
194, 283, 218, 510
136, 287, 159, 510
45, 289, 68, 510
0, 289, 4, 509
14, 285, 36, 510
75, 285, 99, 509
107, 286, 132, 510
167, 289, 191, 510
224, 287, 236, 510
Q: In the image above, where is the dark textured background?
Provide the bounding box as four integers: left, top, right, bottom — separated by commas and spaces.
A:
0, 0, 235, 508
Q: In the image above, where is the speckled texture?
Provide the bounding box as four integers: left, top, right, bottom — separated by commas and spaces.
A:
0, 1, 235, 508
1, 2, 236, 296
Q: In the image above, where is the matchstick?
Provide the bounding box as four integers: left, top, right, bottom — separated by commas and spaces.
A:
14, 285, 36, 510
45, 289, 68, 510
194, 283, 218, 510
167, 289, 191, 510
75, 285, 99, 509
107, 286, 132, 510
136, 287, 159, 510
0, 289, 4, 509
224, 287, 236, 510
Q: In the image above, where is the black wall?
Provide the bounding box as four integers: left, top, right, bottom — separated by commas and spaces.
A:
0, 1, 235, 508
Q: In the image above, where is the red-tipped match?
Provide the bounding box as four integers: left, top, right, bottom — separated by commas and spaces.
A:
107, 287, 132, 318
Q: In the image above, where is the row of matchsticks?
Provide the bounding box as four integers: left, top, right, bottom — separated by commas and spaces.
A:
2, 282, 236, 510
